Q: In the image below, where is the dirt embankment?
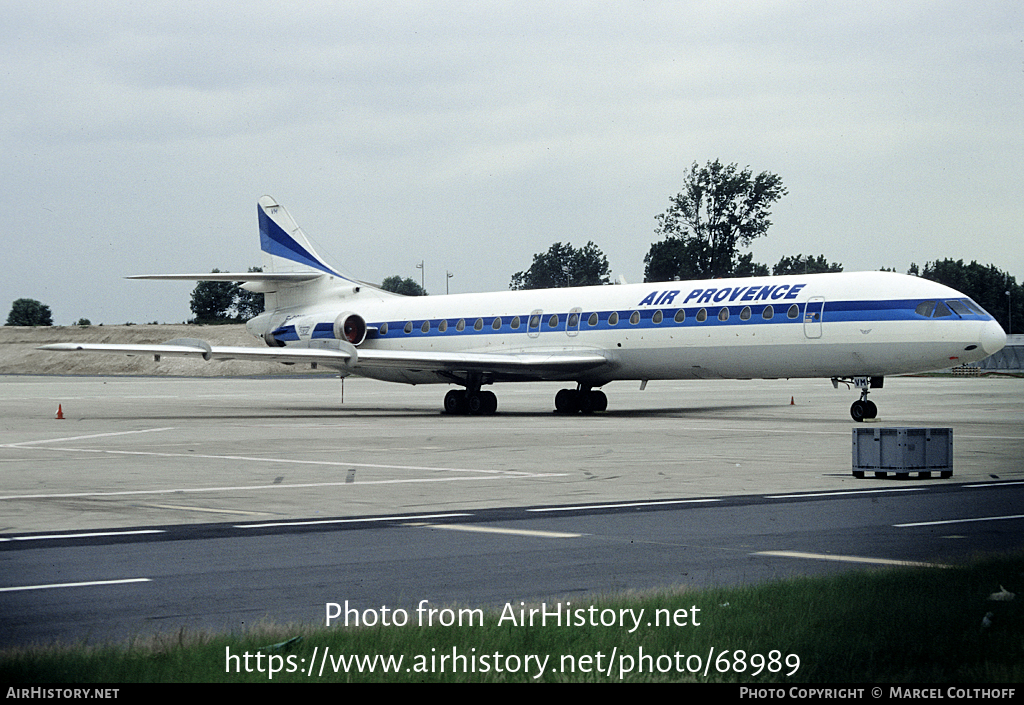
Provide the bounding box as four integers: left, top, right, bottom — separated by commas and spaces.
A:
0, 325, 296, 376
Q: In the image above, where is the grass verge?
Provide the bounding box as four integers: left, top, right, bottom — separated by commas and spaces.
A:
2, 552, 1021, 683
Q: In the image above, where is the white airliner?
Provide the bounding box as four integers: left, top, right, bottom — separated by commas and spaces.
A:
43, 196, 1007, 420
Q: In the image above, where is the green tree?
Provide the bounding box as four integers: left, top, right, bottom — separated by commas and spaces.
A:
190, 271, 236, 324
381, 276, 428, 296
773, 254, 843, 276
915, 259, 1021, 334
645, 160, 785, 281
510, 242, 610, 290
233, 267, 265, 320
5, 298, 53, 326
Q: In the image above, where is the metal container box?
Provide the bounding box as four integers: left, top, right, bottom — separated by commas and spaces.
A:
852, 427, 952, 478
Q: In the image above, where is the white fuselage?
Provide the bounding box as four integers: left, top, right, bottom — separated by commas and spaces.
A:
246, 270, 1006, 387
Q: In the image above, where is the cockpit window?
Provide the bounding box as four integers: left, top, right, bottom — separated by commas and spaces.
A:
915, 301, 936, 317
946, 300, 972, 316
932, 301, 952, 317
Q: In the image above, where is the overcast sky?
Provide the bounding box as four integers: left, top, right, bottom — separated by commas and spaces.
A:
3, 1, 1021, 325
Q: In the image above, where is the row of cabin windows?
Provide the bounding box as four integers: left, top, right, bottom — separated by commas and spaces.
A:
382, 303, 802, 335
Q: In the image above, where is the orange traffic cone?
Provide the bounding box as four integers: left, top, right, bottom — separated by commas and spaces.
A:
55, 404, 64, 420
790, 396, 795, 405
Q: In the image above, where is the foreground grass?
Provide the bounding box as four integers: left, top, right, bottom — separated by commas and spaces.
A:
3, 553, 1022, 683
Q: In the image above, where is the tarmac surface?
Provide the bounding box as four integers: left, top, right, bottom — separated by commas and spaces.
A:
1, 374, 1021, 534
1, 374, 1022, 647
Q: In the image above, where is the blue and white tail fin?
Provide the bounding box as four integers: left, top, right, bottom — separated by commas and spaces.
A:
258, 195, 345, 279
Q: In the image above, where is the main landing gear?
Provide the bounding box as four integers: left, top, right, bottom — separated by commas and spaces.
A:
444, 388, 497, 415
833, 376, 882, 422
554, 385, 607, 415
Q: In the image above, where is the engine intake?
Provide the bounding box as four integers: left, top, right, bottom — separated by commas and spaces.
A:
333, 312, 367, 346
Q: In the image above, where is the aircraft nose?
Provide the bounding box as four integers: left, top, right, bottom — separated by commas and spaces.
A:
980, 318, 1007, 356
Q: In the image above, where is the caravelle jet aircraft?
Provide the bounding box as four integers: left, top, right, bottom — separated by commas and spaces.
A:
43, 196, 1007, 420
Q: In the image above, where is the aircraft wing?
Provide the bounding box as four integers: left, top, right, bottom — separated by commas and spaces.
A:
39, 340, 608, 376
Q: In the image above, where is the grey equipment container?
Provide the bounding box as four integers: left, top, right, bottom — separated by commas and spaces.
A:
852, 427, 952, 479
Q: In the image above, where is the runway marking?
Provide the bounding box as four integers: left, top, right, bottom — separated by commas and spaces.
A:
527, 498, 720, 512
8, 440, 553, 478
966, 481, 1024, 488
235, 513, 472, 529
1, 427, 177, 448
0, 474, 567, 502
140, 503, 270, 516
894, 514, 1024, 528
405, 523, 582, 538
0, 529, 164, 542
764, 488, 928, 499
0, 578, 151, 593
756, 550, 946, 568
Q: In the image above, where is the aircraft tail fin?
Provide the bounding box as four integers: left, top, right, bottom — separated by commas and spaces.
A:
257, 195, 348, 280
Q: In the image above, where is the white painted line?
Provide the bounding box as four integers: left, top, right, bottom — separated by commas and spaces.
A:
406, 523, 582, 538
756, 550, 946, 568
0, 578, 152, 593
965, 481, 1024, 488
0, 474, 568, 502
528, 498, 720, 512
235, 512, 473, 529
894, 514, 1024, 528
10, 529, 164, 541
2, 427, 176, 448
764, 488, 928, 499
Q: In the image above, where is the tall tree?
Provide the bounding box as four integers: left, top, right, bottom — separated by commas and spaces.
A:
510, 242, 610, 290
5, 298, 53, 326
381, 275, 427, 296
233, 267, 265, 320
773, 254, 843, 276
646, 160, 785, 281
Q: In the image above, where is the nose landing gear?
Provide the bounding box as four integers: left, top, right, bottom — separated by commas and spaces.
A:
833, 376, 882, 422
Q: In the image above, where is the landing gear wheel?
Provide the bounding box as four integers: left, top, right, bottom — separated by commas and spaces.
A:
554, 388, 578, 414
863, 400, 877, 419
467, 390, 497, 415
444, 390, 467, 415
851, 400, 867, 422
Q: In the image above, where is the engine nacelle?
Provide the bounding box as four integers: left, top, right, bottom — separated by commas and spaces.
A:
333, 311, 367, 346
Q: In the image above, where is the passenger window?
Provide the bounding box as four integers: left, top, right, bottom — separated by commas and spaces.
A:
674, 309, 686, 323
379, 323, 389, 335
404, 321, 413, 334
492, 317, 502, 330
696, 308, 707, 322
787, 304, 799, 319
438, 320, 447, 333
548, 314, 559, 328
588, 312, 599, 326
530, 315, 541, 329
456, 319, 466, 332
740, 306, 751, 321
511, 316, 520, 329
608, 312, 619, 325
629, 311, 640, 325
652, 310, 663, 324
474, 318, 484, 331
421, 320, 430, 333
568, 313, 579, 327
915, 301, 936, 317
762, 305, 774, 320
718, 308, 730, 322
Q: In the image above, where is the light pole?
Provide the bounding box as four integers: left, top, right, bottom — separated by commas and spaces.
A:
446, 270, 453, 295
416, 260, 424, 291
1007, 288, 1012, 335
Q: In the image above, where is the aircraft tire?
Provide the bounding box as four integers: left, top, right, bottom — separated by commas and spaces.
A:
444, 390, 467, 415
864, 400, 878, 419
467, 391, 498, 415
554, 389, 578, 414
850, 400, 866, 422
